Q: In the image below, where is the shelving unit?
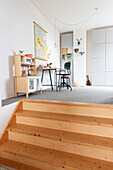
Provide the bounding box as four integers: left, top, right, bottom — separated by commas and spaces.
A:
14, 55, 42, 98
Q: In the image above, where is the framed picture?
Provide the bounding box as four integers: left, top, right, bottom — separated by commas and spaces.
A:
34, 21, 48, 61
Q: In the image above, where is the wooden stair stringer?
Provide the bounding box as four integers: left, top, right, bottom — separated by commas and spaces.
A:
0, 100, 23, 144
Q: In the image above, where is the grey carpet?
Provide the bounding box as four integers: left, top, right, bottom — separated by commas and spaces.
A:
2, 87, 113, 106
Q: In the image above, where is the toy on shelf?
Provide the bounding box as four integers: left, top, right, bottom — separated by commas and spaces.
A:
25, 54, 33, 58
22, 69, 27, 76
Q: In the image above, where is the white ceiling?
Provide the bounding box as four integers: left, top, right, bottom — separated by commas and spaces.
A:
30, 0, 113, 32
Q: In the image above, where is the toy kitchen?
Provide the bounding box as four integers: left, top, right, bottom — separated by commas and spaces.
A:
14, 54, 42, 98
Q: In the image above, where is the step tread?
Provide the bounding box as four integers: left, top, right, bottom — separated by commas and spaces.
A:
7, 124, 113, 148
0, 140, 80, 170
15, 110, 113, 127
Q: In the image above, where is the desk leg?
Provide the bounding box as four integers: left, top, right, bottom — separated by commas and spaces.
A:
49, 69, 53, 90
41, 70, 44, 83
55, 71, 58, 92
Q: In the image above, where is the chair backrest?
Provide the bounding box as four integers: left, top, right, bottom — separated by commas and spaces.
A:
64, 61, 71, 74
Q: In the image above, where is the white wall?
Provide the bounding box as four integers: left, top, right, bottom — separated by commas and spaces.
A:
0, 0, 60, 100
0, 0, 60, 136
73, 29, 86, 86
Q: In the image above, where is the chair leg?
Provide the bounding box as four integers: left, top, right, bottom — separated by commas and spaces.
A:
65, 78, 68, 90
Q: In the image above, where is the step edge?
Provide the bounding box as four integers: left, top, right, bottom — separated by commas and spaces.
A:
15, 110, 113, 119
0, 148, 79, 170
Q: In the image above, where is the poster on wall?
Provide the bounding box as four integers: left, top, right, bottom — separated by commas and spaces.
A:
34, 21, 48, 61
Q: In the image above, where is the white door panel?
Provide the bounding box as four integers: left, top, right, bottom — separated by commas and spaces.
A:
92, 72, 105, 86
106, 72, 113, 85
106, 43, 113, 58
92, 59, 105, 72
106, 27, 113, 43
92, 29, 105, 44
106, 58, 113, 71
92, 44, 105, 59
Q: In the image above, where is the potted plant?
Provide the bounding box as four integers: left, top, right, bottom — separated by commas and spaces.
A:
76, 38, 83, 45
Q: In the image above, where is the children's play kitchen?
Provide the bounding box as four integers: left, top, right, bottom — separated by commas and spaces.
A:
14, 54, 42, 98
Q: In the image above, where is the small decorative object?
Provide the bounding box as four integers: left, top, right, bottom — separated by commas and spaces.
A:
62, 53, 73, 60
62, 48, 68, 54
22, 69, 27, 76
68, 48, 73, 53
19, 50, 24, 56
47, 63, 52, 68
30, 86, 33, 89
76, 38, 83, 45
74, 48, 79, 53
79, 51, 85, 55
37, 65, 43, 70
86, 75, 91, 86
73, 82, 79, 87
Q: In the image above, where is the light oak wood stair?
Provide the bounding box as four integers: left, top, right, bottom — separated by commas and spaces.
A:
1, 100, 113, 169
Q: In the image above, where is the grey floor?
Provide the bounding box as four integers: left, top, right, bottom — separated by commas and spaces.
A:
0, 164, 15, 170
2, 86, 113, 106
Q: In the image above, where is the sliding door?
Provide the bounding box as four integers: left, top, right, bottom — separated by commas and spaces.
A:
92, 29, 106, 86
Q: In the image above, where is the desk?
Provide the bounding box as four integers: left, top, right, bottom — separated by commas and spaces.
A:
38, 68, 57, 90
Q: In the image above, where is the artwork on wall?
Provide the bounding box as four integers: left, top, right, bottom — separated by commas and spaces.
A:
34, 21, 48, 61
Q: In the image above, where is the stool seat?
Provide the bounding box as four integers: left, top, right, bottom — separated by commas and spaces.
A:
61, 75, 70, 78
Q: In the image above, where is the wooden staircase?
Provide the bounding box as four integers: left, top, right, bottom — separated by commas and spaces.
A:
1, 100, 113, 169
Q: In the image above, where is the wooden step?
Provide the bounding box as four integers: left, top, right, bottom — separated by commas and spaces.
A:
7, 124, 113, 148
15, 111, 113, 139
1, 140, 113, 170
22, 100, 113, 117
7, 126, 113, 163
0, 140, 79, 170
0, 157, 38, 170
15, 110, 113, 126
2, 100, 113, 169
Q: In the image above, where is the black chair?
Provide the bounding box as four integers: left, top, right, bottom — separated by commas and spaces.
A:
56, 61, 72, 91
